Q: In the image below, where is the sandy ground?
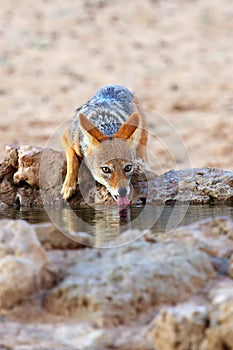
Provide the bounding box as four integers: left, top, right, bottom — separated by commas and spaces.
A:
0, 0, 233, 173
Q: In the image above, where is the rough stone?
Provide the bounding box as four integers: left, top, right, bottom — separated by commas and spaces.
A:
0, 255, 39, 309
147, 167, 233, 204
0, 144, 66, 208
13, 145, 42, 188
33, 222, 84, 250
153, 303, 208, 350
53, 324, 113, 350
44, 240, 215, 327
0, 321, 73, 350
228, 253, 233, 278
15, 144, 67, 207
1, 217, 233, 349
0, 145, 18, 206
0, 219, 54, 308
0, 319, 153, 350
165, 216, 233, 259
200, 279, 233, 350
0, 145, 233, 208
152, 280, 233, 350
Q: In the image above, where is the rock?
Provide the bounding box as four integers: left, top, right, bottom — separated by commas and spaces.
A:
44, 240, 215, 327
0, 144, 67, 208
15, 144, 67, 207
13, 145, 42, 188
148, 168, 233, 204
54, 324, 113, 350
165, 216, 233, 259
152, 280, 233, 350
112, 325, 154, 350
228, 254, 233, 278
0, 201, 9, 210
200, 280, 233, 350
210, 256, 229, 275
1, 217, 233, 349
0, 219, 53, 308
0, 145, 18, 206
33, 222, 84, 249
0, 255, 38, 309
0, 320, 72, 350
0, 145, 233, 208
149, 216, 233, 350
153, 303, 208, 350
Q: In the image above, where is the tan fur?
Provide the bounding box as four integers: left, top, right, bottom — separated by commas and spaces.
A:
106, 161, 129, 192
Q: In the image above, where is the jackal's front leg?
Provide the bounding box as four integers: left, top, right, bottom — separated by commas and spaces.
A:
61, 147, 79, 200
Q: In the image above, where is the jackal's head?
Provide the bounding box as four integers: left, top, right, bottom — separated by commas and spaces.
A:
78, 112, 142, 206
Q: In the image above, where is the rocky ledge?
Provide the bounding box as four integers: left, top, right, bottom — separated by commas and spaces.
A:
0, 144, 233, 208
0, 216, 233, 349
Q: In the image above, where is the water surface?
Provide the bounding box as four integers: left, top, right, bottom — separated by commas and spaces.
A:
1, 203, 232, 245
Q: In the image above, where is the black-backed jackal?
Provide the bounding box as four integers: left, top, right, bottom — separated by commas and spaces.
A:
61, 84, 148, 206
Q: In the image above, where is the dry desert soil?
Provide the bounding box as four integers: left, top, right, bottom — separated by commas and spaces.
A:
0, 0, 233, 172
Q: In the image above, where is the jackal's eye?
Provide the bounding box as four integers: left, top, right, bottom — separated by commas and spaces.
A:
124, 164, 133, 173
101, 166, 112, 174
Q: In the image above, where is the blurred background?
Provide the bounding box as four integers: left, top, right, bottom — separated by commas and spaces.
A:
0, 0, 232, 172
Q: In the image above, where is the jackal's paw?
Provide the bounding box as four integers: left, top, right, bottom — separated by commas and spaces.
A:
61, 182, 77, 200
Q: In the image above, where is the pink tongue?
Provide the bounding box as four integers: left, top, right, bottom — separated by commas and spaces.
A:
117, 196, 130, 206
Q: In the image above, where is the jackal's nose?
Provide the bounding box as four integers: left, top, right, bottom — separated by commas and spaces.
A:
118, 187, 127, 197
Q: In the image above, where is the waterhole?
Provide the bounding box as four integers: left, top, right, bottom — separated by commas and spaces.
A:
1, 204, 232, 247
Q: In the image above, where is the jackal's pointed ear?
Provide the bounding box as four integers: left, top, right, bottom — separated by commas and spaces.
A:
115, 112, 142, 149
78, 113, 107, 146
